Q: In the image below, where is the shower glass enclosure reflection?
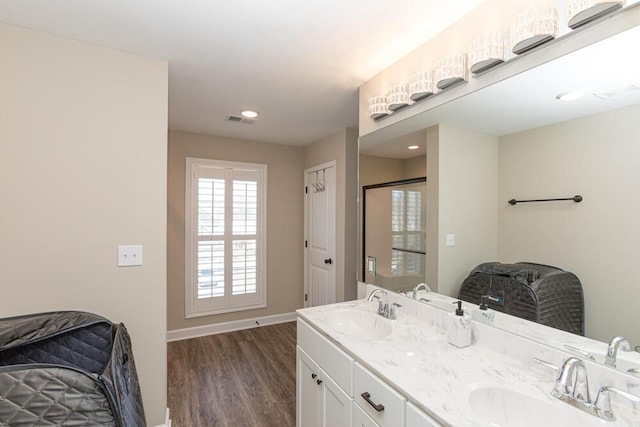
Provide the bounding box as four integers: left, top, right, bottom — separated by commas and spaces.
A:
362, 178, 426, 293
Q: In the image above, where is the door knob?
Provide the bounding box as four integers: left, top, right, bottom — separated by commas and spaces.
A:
324, 258, 332, 265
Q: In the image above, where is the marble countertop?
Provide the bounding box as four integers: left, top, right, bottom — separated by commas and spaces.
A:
297, 294, 640, 427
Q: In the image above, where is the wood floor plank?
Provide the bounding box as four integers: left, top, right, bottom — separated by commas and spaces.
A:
168, 322, 297, 427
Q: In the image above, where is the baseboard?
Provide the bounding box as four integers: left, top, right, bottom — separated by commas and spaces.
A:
166, 311, 297, 342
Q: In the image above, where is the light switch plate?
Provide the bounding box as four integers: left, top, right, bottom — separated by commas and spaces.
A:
446, 234, 455, 247
118, 245, 143, 267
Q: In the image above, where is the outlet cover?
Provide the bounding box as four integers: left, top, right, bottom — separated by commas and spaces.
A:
118, 245, 143, 267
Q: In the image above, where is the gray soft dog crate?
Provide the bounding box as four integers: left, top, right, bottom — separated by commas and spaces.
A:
458, 262, 584, 335
0, 311, 146, 426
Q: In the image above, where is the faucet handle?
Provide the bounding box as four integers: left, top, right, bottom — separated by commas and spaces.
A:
382, 301, 389, 317
595, 386, 640, 422
627, 368, 640, 378
389, 302, 401, 320
532, 357, 559, 374
564, 344, 596, 361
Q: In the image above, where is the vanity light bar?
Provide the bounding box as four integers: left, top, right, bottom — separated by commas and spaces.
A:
369, 1, 629, 122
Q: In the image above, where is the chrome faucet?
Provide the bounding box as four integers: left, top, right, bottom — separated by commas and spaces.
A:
367, 289, 387, 316
411, 282, 431, 299
553, 357, 590, 404
366, 289, 400, 320
604, 336, 631, 368
534, 356, 640, 421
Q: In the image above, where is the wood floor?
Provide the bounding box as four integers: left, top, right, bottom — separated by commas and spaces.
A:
167, 322, 297, 427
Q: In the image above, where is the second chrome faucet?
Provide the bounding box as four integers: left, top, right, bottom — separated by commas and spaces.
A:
535, 356, 640, 421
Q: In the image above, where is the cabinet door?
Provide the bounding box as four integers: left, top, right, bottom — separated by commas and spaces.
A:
321, 368, 351, 427
406, 402, 442, 427
297, 347, 321, 427
352, 401, 381, 427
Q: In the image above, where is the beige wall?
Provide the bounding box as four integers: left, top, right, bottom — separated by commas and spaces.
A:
498, 103, 640, 345
304, 128, 359, 302
0, 24, 168, 424
168, 130, 305, 330
359, 155, 404, 187
428, 125, 499, 297
364, 187, 394, 279
359, 154, 427, 187
403, 155, 427, 179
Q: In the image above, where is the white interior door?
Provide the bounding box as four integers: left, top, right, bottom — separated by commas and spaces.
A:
304, 161, 336, 307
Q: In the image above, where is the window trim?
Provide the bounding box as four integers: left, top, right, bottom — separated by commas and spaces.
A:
185, 157, 267, 318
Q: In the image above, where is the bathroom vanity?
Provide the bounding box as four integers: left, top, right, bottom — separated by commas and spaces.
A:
296, 286, 640, 426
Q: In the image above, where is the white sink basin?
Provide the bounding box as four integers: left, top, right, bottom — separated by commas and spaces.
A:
466, 385, 613, 427
325, 309, 392, 341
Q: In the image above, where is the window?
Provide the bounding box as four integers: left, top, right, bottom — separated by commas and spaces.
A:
185, 158, 267, 318
391, 189, 423, 275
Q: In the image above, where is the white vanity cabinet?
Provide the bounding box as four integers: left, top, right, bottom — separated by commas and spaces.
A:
405, 402, 441, 427
351, 401, 381, 427
297, 319, 354, 427
297, 347, 351, 427
297, 317, 443, 427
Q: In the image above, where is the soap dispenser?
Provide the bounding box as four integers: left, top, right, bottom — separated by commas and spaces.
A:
472, 295, 495, 325
448, 301, 472, 348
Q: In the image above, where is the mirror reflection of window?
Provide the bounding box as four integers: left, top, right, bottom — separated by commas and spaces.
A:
391, 189, 422, 276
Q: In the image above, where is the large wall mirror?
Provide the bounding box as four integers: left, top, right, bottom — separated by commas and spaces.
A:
358, 7, 640, 375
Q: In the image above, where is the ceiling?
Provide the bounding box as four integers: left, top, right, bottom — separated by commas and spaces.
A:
0, 0, 487, 146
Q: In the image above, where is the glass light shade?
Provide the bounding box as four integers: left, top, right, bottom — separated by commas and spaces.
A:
566, 0, 625, 29
368, 95, 389, 120
386, 84, 410, 111
468, 32, 506, 74
434, 53, 468, 90
408, 71, 435, 101
240, 110, 259, 118
510, 3, 559, 54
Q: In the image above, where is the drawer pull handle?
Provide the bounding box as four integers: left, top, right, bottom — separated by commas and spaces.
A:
311, 373, 317, 379
361, 392, 385, 412
316, 379, 323, 385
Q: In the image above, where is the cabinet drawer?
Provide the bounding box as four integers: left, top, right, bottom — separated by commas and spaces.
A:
353, 362, 405, 427
352, 401, 380, 427
297, 318, 353, 395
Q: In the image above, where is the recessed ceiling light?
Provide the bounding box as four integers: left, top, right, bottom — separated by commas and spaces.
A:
555, 92, 584, 101
240, 110, 259, 118
408, 145, 419, 150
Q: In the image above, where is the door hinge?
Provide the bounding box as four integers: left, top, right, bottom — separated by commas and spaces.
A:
305, 240, 308, 248
305, 293, 308, 302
